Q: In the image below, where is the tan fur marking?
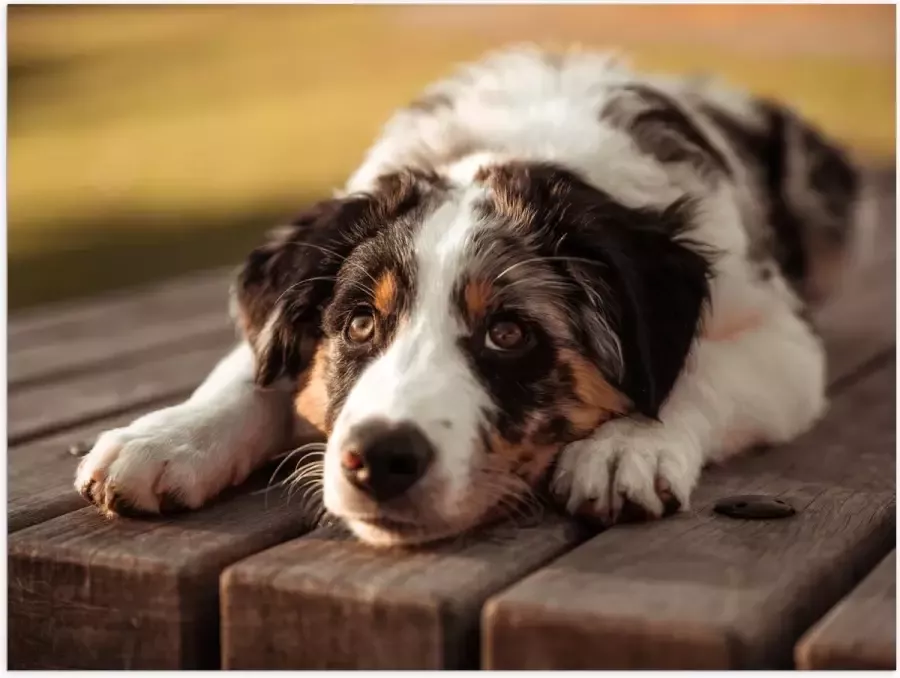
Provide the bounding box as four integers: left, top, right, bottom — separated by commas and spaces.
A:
373, 271, 398, 316
476, 164, 538, 226
464, 278, 493, 323
487, 432, 559, 486
517, 445, 559, 484
295, 341, 331, 435
562, 350, 630, 433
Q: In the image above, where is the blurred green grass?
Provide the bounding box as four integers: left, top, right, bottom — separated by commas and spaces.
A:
8, 5, 895, 310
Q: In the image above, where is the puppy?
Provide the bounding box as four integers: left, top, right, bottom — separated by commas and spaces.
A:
76, 46, 867, 546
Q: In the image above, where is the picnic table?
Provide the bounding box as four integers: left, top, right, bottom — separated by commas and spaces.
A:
8, 169, 896, 670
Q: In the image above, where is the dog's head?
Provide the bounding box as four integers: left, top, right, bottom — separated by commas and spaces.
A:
233, 162, 711, 546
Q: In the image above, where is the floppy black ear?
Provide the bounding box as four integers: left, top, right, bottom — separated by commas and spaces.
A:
559, 197, 713, 418
232, 196, 374, 386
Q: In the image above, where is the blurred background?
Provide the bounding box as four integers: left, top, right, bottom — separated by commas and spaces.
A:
8, 4, 896, 311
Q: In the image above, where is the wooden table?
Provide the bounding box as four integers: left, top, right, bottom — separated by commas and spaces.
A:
8, 170, 896, 670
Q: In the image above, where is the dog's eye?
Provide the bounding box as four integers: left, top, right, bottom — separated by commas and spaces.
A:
346, 309, 376, 344
485, 318, 529, 352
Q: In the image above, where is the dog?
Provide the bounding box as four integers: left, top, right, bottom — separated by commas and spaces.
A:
75, 46, 868, 546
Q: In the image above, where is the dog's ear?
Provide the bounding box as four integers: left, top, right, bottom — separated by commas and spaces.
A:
232, 196, 374, 386
557, 188, 714, 418
232, 170, 437, 386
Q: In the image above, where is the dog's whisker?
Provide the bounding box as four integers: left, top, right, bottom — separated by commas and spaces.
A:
271, 276, 338, 310
282, 241, 381, 290
262, 443, 328, 508
493, 255, 608, 285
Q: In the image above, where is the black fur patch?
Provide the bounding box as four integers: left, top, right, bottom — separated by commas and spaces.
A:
700, 99, 859, 297
458, 313, 560, 445
233, 170, 440, 387
602, 84, 731, 176
478, 162, 714, 418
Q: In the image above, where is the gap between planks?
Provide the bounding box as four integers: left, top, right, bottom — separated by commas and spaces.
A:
8, 489, 316, 669
9, 268, 233, 389
8, 335, 236, 446
795, 550, 896, 670
9, 399, 186, 533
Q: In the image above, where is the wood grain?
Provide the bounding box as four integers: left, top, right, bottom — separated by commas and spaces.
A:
9, 268, 232, 388
8, 336, 234, 445
9, 266, 230, 339
795, 550, 896, 669
8, 479, 317, 670
483, 361, 896, 669
8, 401, 183, 533
220, 518, 587, 669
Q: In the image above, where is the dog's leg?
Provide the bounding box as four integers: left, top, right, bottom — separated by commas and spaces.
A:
75, 342, 298, 515
552, 306, 827, 523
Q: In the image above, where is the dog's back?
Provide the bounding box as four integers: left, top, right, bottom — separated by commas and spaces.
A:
680, 77, 868, 304
349, 45, 868, 306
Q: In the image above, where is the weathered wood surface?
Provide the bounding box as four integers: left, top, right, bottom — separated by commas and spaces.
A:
221, 519, 587, 669
7, 170, 895, 670
8, 482, 314, 669
8, 338, 234, 445
8, 268, 255, 669
795, 550, 897, 670
8, 267, 236, 445
482, 361, 895, 669
8, 402, 183, 533
9, 267, 233, 387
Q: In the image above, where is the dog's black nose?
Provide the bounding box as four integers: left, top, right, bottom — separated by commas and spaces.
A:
340, 420, 435, 501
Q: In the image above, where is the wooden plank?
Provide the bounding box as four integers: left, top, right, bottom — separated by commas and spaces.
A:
819, 249, 895, 389
220, 518, 587, 669
8, 401, 182, 533
8, 336, 234, 445
9, 313, 231, 390
482, 361, 896, 669
8, 476, 316, 670
9, 268, 233, 388
795, 550, 896, 670
9, 266, 230, 340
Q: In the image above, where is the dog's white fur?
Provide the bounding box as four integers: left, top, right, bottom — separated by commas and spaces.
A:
324, 188, 500, 541
77, 46, 836, 539
78, 344, 296, 512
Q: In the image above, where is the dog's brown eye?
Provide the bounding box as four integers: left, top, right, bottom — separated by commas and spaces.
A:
485, 319, 527, 352
347, 310, 376, 344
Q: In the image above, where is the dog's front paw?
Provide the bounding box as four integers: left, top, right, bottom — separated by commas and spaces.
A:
74, 407, 236, 517
551, 418, 702, 526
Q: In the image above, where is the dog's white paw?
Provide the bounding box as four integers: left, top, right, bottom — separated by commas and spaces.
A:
552, 418, 703, 525
74, 406, 245, 517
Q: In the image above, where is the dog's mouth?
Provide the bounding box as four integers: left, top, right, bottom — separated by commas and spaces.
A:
336, 485, 552, 546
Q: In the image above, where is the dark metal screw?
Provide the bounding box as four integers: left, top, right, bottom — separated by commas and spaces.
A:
714, 494, 796, 520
